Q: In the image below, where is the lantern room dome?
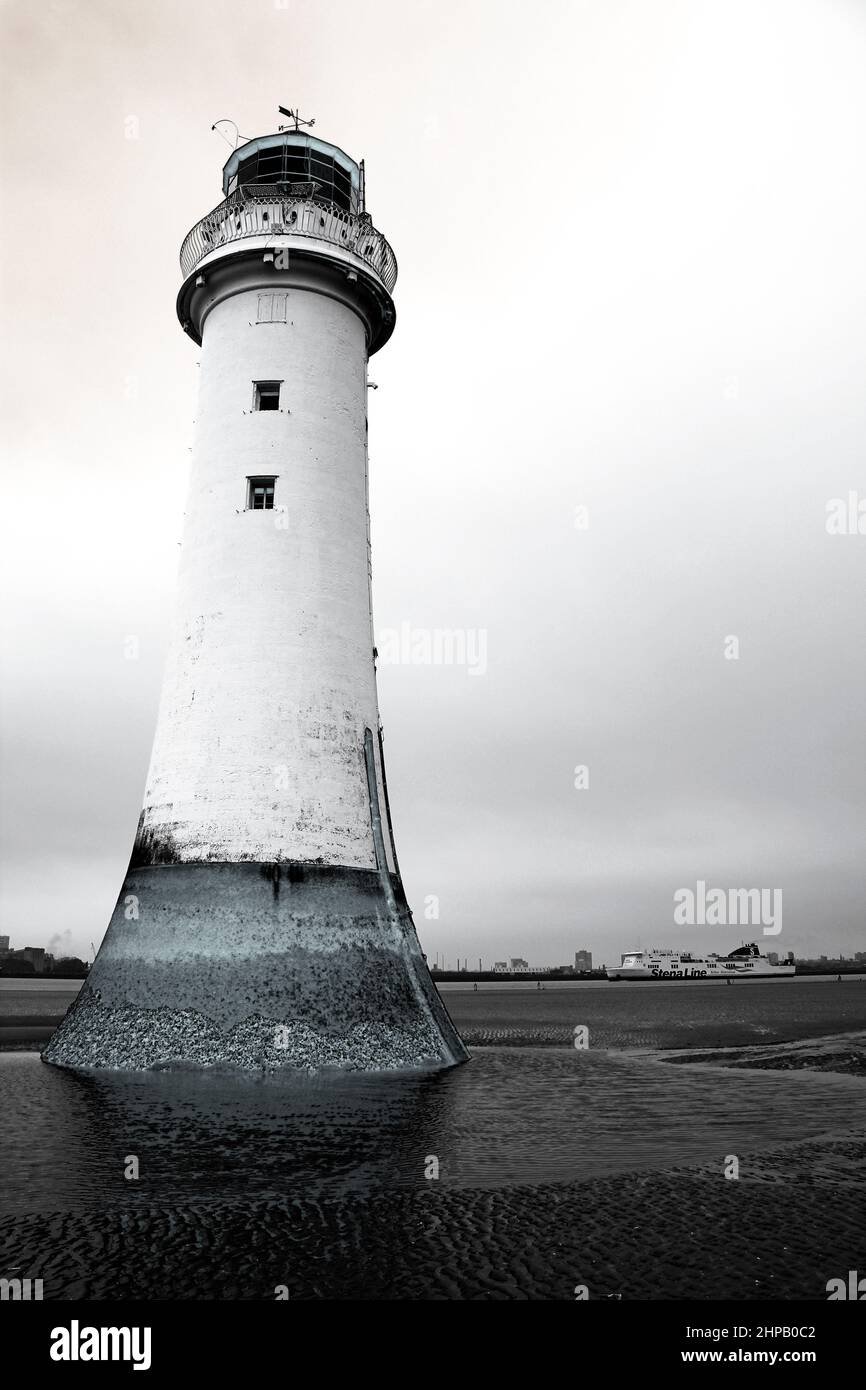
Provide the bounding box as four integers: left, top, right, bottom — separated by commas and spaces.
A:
222, 132, 362, 214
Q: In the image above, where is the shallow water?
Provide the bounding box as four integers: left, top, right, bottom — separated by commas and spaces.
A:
3, 978, 866, 1223
3, 1045, 865, 1218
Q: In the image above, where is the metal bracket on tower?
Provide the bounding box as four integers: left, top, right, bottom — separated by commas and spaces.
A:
363, 728, 398, 916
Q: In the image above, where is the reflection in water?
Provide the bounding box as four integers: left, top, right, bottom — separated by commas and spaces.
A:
3, 1047, 866, 1218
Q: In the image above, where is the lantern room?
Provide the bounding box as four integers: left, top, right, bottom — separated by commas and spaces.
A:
221, 132, 363, 214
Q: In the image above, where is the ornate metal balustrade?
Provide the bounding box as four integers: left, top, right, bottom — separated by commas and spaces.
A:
179, 186, 397, 290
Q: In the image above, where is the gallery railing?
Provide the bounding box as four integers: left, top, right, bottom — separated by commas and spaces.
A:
179, 186, 397, 290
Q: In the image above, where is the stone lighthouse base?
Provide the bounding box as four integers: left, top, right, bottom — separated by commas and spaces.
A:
42, 863, 469, 1073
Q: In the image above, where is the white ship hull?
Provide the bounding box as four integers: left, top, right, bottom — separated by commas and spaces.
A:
606, 943, 795, 980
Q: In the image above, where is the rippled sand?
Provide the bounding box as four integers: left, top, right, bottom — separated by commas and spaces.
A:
1, 1131, 863, 1300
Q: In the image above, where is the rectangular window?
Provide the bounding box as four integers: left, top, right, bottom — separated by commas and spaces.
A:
247, 476, 276, 510
253, 380, 281, 411
256, 293, 287, 324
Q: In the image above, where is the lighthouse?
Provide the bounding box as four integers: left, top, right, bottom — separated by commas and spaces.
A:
45, 115, 468, 1073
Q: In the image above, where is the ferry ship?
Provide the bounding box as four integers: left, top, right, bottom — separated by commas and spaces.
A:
606, 942, 795, 980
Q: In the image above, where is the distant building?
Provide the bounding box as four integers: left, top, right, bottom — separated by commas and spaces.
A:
3, 946, 48, 974
787, 951, 795, 962
574, 950, 592, 972
509, 957, 530, 973
0, 935, 9, 954
493, 961, 508, 973
768, 952, 778, 964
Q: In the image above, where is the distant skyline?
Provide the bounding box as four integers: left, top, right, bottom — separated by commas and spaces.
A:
3, 930, 864, 975
2, 0, 866, 967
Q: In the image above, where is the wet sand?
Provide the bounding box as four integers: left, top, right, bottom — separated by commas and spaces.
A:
1, 1130, 863, 1300
5, 976, 866, 1053
654, 1031, 866, 1077
442, 978, 866, 1051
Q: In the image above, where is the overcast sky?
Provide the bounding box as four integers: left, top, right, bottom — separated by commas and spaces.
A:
1, 0, 865, 969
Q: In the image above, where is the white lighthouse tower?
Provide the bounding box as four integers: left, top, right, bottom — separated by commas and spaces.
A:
45, 113, 468, 1072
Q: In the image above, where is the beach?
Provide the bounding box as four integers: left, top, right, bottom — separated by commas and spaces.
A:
1, 977, 865, 1299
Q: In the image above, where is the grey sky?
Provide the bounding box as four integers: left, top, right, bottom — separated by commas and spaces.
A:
1, 0, 865, 969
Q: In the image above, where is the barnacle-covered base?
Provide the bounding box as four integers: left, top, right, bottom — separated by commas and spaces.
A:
43, 863, 468, 1074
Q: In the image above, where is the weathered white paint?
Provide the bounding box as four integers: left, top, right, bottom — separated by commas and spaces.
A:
139, 275, 395, 869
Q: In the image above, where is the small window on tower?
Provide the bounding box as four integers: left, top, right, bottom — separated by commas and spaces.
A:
253, 381, 281, 411
257, 293, 287, 324
247, 477, 276, 510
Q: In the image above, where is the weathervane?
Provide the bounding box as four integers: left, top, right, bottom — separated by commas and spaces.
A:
278, 106, 316, 133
